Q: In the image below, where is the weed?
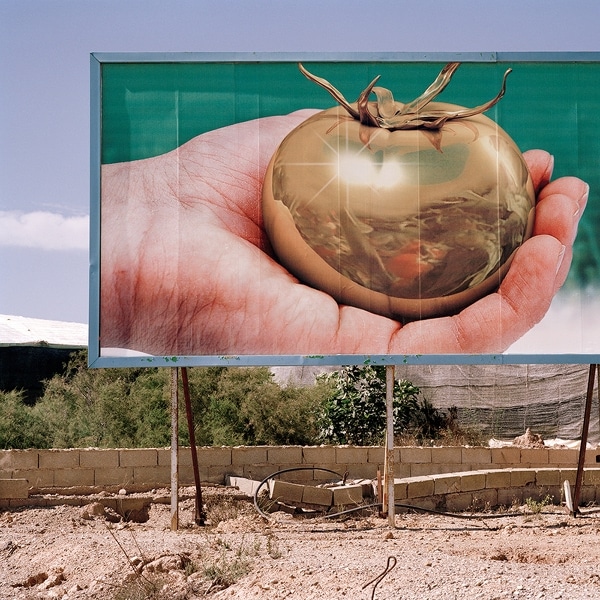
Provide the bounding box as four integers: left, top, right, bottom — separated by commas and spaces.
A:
204, 495, 242, 525
525, 494, 554, 514
113, 574, 168, 600
201, 545, 253, 593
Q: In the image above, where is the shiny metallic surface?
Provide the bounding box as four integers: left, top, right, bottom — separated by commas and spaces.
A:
263, 100, 534, 321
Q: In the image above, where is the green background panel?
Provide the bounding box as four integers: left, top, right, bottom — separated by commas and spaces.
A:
100, 60, 600, 288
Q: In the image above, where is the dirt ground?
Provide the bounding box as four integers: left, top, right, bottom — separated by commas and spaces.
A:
2, 486, 600, 600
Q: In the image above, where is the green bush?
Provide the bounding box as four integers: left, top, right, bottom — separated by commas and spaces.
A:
0, 390, 51, 449
6, 352, 327, 449
318, 365, 450, 445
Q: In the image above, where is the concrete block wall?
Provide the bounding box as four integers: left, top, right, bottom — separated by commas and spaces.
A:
1, 445, 599, 503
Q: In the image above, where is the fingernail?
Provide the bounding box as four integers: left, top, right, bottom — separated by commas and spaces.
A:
580, 183, 590, 205
556, 244, 566, 275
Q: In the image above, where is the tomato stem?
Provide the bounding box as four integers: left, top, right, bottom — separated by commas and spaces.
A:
298, 62, 512, 131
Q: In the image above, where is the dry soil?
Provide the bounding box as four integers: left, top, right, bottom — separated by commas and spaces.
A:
2, 486, 600, 600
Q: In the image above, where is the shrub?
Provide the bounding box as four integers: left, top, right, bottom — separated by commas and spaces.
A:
318, 366, 450, 445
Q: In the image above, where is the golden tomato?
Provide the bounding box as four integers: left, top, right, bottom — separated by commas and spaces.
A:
262, 64, 535, 321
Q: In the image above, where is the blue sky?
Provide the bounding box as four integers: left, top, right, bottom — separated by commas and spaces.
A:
1, 0, 599, 325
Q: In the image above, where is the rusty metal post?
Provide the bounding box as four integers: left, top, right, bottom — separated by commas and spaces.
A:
385, 365, 395, 528
170, 367, 179, 531
572, 364, 598, 514
181, 367, 206, 525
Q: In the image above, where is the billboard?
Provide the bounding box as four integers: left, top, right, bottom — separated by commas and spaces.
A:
89, 52, 600, 367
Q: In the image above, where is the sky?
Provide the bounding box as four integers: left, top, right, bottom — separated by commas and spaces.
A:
1, 0, 600, 326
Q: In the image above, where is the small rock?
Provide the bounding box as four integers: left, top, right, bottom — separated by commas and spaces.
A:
80, 502, 105, 520
384, 531, 394, 540
39, 568, 66, 590
118, 488, 127, 495
104, 507, 122, 523
21, 572, 48, 588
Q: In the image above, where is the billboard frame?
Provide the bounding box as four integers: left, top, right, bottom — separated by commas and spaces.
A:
89, 51, 600, 368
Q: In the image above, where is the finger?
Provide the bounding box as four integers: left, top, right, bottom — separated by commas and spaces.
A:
537, 176, 589, 214
393, 235, 565, 354
523, 149, 553, 194
533, 192, 581, 246
533, 177, 588, 287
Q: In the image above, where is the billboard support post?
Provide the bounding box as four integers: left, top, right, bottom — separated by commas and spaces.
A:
385, 365, 395, 527
170, 367, 179, 531
181, 367, 206, 526
572, 364, 599, 514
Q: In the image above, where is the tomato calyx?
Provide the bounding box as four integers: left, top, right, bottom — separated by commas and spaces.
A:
298, 62, 512, 132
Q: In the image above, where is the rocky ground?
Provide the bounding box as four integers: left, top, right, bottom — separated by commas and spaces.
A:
2, 486, 600, 600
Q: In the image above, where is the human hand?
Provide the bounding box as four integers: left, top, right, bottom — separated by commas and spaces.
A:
100, 114, 588, 356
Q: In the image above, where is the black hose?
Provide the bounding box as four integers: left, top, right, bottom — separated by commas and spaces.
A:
252, 466, 551, 523
253, 467, 344, 520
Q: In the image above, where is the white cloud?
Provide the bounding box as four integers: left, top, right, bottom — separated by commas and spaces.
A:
0, 211, 89, 251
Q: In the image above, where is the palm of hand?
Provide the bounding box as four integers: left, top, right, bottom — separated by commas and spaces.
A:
102, 114, 588, 357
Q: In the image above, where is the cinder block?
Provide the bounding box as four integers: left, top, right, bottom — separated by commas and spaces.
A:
559, 468, 577, 485
460, 471, 486, 492
302, 485, 333, 507
95, 467, 133, 487
400, 447, 431, 464
585, 450, 599, 466
580, 485, 596, 504
491, 447, 521, 466
174, 464, 208, 486
226, 475, 262, 497
205, 467, 225, 485
39, 449, 79, 469
345, 463, 377, 480
462, 447, 491, 465
535, 468, 560, 486
410, 464, 437, 477
583, 469, 600, 485
405, 497, 439, 512
120, 449, 158, 467
431, 447, 462, 464
232, 446, 267, 466
0, 479, 29, 499
433, 475, 460, 495
497, 487, 524, 507
133, 466, 170, 486
471, 488, 498, 510
548, 448, 578, 465
54, 469, 94, 487
520, 448, 549, 466
406, 476, 434, 499
485, 470, 511, 489
196, 446, 232, 467
0, 450, 38, 470
270, 480, 304, 504
445, 492, 473, 512
510, 469, 536, 487
80, 449, 119, 468
393, 480, 408, 501
242, 464, 276, 482
268, 446, 303, 465
331, 484, 363, 506
303, 446, 336, 465
367, 447, 385, 464
157, 448, 170, 467
393, 463, 411, 479
19, 469, 53, 488
394, 479, 408, 502
335, 446, 369, 465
